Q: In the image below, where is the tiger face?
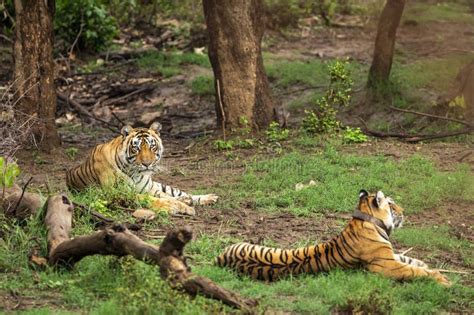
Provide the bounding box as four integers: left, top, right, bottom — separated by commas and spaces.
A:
358, 190, 404, 233
120, 122, 164, 174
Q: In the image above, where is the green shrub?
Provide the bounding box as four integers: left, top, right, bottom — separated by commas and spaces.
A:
302, 60, 353, 134
343, 127, 368, 144
55, 0, 118, 52
266, 121, 290, 142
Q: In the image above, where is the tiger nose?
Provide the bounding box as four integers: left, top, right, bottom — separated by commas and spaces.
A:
142, 161, 152, 167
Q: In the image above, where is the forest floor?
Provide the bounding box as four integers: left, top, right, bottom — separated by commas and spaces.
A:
1, 0, 474, 314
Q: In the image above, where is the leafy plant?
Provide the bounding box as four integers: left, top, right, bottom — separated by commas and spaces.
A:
213, 140, 234, 151
237, 139, 255, 149
302, 60, 353, 134
266, 121, 290, 142
343, 127, 368, 144
55, 0, 118, 52
65, 147, 79, 159
0, 156, 20, 189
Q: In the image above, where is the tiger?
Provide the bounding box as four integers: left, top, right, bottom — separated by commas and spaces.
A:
216, 190, 450, 286
66, 122, 218, 215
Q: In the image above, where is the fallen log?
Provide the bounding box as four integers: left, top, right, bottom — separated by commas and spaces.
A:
44, 194, 256, 311
2, 182, 42, 219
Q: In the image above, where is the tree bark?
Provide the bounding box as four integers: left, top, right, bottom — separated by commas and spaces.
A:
203, 0, 275, 131
13, 0, 60, 152
367, 0, 406, 88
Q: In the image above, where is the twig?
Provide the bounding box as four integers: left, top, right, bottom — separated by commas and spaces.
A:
458, 151, 472, 162
68, 20, 84, 57
437, 269, 470, 275
358, 117, 473, 143
12, 177, 33, 215
216, 79, 226, 140
389, 106, 472, 128
277, 85, 326, 96
111, 112, 126, 127
68, 60, 135, 77
57, 92, 120, 134
0, 34, 12, 43
400, 247, 413, 255
102, 85, 154, 106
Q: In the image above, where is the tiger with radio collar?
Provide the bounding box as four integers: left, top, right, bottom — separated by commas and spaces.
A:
216, 190, 450, 286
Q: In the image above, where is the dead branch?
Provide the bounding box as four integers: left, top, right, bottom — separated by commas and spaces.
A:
68, 20, 84, 58
2, 183, 42, 219
12, 176, 33, 215
0, 34, 12, 43
389, 106, 472, 128
216, 79, 226, 140
358, 118, 473, 143
277, 85, 326, 96
44, 194, 256, 310
111, 112, 126, 127
437, 269, 470, 275
99, 48, 158, 60
57, 92, 120, 134
102, 85, 155, 106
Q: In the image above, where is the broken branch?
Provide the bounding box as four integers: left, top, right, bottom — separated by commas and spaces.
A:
44, 194, 256, 310
389, 106, 472, 128
358, 117, 473, 143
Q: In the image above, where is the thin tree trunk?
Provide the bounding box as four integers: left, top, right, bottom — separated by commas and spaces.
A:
13, 0, 60, 152
203, 0, 274, 131
367, 0, 406, 88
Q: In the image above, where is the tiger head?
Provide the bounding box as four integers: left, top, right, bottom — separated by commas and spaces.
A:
358, 190, 404, 234
120, 122, 164, 174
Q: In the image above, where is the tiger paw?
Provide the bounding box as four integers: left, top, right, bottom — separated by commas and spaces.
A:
429, 270, 451, 287
192, 194, 219, 206
143, 195, 196, 216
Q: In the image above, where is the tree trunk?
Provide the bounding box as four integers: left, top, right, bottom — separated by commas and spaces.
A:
203, 0, 274, 131
367, 0, 406, 88
13, 0, 60, 152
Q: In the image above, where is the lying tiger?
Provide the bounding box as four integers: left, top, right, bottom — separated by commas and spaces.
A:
66, 122, 218, 215
217, 190, 450, 286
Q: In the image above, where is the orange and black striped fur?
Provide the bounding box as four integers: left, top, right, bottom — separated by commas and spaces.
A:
66, 123, 218, 214
216, 190, 450, 286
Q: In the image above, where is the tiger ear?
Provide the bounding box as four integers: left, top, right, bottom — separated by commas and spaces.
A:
121, 125, 133, 137
359, 189, 369, 199
150, 122, 162, 133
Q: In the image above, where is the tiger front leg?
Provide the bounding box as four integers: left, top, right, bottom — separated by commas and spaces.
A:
138, 194, 196, 216
366, 258, 451, 286
189, 194, 219, 206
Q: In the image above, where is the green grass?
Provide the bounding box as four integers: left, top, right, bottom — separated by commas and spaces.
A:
265, 59, 365, 89
2, 218, 471, 314
189, 75, 215, 96
2, 140, 474, 313
136, 51, 210, 77
393, 53, 474, 92
216, 143, 474, 215
405, 2, 474, 24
